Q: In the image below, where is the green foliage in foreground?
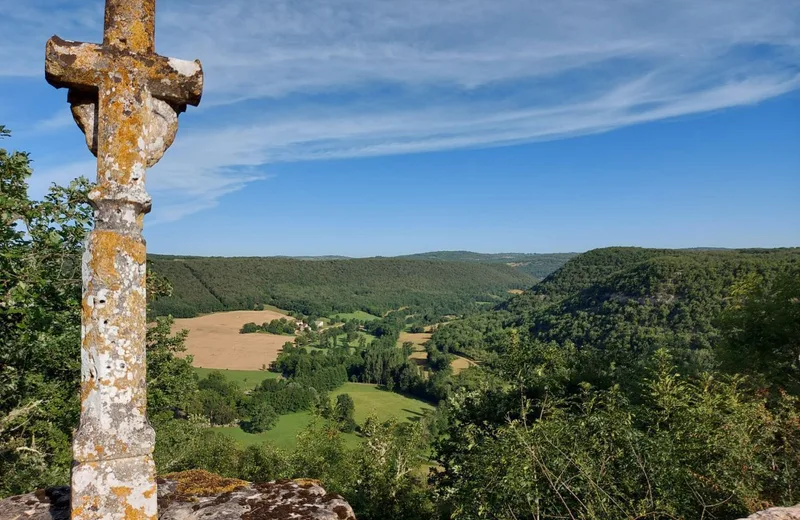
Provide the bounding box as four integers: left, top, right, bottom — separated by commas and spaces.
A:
154, 415, 436, 520
148, 254, 534, 318
0, 128, 89, 495
436, 353, 800, 520
428, 248, 800, 519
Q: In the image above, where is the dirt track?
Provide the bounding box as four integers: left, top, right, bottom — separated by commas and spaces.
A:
173, 309, 294, 370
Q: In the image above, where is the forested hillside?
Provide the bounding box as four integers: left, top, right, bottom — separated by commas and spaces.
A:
435, 247, 799, 366
429, 246, 800, 519
148, 255, 535, 318
397, 250, 578, 278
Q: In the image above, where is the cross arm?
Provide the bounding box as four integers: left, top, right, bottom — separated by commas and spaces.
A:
143, 54, 203, 107
45, 37, 106, 91
45, 36, 203, 107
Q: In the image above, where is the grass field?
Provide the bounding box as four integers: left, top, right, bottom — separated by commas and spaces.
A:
214, 413, 318, 450
334, 383, 433, 424
333, 331, 374, 347
193, 367, 279, 390
329, 310, 381, 322
213, 382, 434, 449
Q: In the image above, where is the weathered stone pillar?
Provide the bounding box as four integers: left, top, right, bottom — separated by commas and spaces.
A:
44, 1, 203, 518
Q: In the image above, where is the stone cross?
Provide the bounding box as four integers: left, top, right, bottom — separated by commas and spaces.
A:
44, 1, 203, 518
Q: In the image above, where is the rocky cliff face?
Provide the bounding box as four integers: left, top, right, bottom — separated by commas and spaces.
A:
0, 470, 356, 520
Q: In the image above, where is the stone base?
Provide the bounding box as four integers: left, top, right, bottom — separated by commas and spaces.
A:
0, 470, 356, 520
71, 455, 157, 520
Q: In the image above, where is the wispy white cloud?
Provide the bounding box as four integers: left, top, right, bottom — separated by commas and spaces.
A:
5, 0, 800, 221
32, 110, 76, 132
31, 155, 268, 225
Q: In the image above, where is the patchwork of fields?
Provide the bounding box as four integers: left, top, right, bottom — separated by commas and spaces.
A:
182, 306, 474, 450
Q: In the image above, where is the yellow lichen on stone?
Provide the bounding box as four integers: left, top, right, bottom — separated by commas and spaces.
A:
80, 377, 97, 402
293, 478, 322, 486
162, 470, 248, 497
124, 504, 149, 520
126, 20, 152, 55
111, 486, 132, 498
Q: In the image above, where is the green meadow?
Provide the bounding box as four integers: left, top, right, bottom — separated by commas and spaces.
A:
329, 310, 381, 322
208, 378, 434, 449
192, 367, 279, 391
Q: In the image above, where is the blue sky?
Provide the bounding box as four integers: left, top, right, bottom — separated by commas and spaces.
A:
1, 0, 798, 256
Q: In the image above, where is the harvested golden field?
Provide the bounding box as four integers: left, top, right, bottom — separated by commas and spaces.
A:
406, 349, 475, 376
172, 309, 294, 370
398, 331, 432, 347
408, 350, 428, 368
451, 355, 477, 374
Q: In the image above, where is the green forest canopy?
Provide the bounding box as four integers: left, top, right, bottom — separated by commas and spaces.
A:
394, 250, 579, 278
148, 255, 536, 318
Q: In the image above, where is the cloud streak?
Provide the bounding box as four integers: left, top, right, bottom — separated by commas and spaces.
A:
4, 0, 800, 221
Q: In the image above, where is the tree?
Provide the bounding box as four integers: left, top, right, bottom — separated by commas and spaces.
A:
0, 126, 91, 495
199, 390, 238, 426
333, 394, 356, 432
146, 317, 198, 420
720, 270, 800, 393
242, 400, 278, 433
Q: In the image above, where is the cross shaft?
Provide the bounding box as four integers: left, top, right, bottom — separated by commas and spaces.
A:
104, 0, 155, 53
43, 1, 203, 519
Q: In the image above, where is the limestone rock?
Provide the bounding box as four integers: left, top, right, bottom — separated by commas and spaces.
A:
0, 471, 356, 520
737, 505, 800, 520
0, 487, 70, 520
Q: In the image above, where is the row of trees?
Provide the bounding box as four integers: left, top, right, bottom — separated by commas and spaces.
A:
240, 317, 298, 335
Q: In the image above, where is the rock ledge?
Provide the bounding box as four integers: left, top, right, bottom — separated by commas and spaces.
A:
0, 470, 356, 520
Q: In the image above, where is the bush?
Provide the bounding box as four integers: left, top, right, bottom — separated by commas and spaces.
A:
436, 355, 800, 520
236, 443, 290, 482
240, 322, 260, 334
